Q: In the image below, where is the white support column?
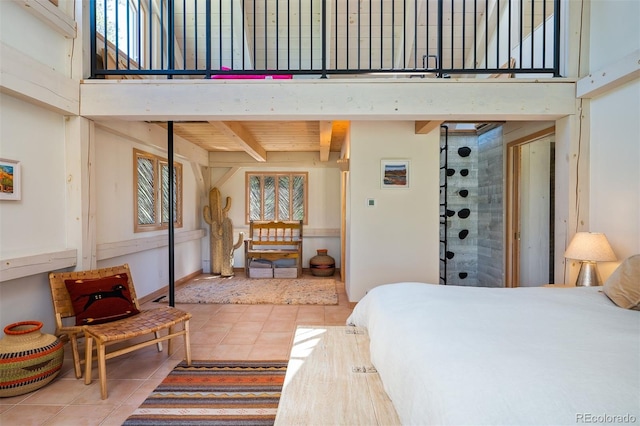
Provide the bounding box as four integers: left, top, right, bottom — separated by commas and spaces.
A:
554, 0, 591, 286
65, 116, 97, 270
554, 104, 589, 286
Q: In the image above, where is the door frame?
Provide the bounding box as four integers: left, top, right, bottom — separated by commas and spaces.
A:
505, 126, 555, 287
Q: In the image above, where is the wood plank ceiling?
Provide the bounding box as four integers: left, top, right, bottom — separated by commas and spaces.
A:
159, 120, 351, 162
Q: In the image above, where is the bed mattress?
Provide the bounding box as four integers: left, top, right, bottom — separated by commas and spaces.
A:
347, 283, 640, 425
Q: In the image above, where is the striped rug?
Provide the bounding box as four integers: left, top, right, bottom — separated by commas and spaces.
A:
123, 360, 288, 426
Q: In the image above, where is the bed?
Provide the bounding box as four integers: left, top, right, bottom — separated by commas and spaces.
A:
346, 257, 640, 425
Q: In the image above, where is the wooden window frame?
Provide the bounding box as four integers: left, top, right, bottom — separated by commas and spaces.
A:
134, 149, 183, 233
245, 171, 308, 224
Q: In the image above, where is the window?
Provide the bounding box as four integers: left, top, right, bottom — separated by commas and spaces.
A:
96, 0, 147, 67
246, 172, 308, 224
134, 149, 182, 232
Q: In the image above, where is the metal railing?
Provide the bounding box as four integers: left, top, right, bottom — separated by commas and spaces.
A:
91, 0, 560, 79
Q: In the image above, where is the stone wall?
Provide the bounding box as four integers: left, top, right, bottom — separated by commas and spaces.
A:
476, 127, 504, 287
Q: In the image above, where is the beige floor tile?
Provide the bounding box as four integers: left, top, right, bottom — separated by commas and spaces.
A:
0, 404, 64, 425
296, 306, 325, 322
189, 329, 228, 345
105, 356, 165, 380
176, 302, 220, 315
70, 379, 144, 405
247, 344, 292, 360
200, 319, 234, 333
239, 305, 274, 321
324, 306, 353, 324
120, 379, 165, 407
185, 317, 210, 331
210, 344, 254, 360
230, 321, 265, 333
189, 344, 220, 360
45, 403, 116, 426
211, 311, 245, 323
0, 390, 34, 406
148, 359, 181, 379
261, 319, 297, 332
99, 403, 142, 426
220, 329, 261, 345
18, 378, 87, 405
255, 331, 294, 346
269, 305, 300, 321
216, 304, 249, 314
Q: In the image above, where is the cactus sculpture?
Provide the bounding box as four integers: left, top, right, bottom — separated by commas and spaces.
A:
203, 187, 244, 276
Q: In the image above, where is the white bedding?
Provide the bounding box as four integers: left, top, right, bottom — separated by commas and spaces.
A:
347, 283, 640, 425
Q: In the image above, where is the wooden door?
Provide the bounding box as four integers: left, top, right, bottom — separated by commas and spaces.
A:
506, 129, 555, 287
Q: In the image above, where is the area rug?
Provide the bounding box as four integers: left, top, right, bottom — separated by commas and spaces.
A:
164, 275, 338, 305
123, 360, 288, 426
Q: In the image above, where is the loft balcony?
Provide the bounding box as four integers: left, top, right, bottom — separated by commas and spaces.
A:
90, 0, 561, 80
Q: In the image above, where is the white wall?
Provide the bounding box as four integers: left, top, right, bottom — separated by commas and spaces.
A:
588, 80, 640, 277
94, 126, 204, 297
584, 0, 640, 278
0, 95, 67, 257
0, 1, 70, 75
589, 1, 640, 72
0, 94, 67, 334
346, 121, 439, 301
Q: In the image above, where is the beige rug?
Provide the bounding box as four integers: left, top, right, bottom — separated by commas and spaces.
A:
166, 275, 338, 305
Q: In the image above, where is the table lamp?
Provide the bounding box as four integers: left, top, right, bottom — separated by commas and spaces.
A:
564, 232, 616, 286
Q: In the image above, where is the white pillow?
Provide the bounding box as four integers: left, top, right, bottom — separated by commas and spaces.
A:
603, 254, 640, 310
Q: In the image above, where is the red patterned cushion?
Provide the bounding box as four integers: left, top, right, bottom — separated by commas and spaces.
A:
64, 274, 140, 326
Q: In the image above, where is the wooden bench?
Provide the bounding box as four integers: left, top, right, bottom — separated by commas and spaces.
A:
48, 264, 192, 399
244, 220, 303, 278
274, 326, 401, 425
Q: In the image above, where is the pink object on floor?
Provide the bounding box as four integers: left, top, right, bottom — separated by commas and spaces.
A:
211, 66, 292, 79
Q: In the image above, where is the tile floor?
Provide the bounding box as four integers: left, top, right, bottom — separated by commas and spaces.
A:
0, 275, 353, 425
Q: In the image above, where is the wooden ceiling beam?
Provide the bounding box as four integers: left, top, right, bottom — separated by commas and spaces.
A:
319, 121, 333, 162
415, 120, 444, 134
209, 121, 267, 162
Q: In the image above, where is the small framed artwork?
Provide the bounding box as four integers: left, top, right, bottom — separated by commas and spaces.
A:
381, 159, 410, 189
0, 158, 21, 201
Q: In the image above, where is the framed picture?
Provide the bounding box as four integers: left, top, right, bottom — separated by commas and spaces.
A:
381, 159, 410, 189
0, 158, 21, 201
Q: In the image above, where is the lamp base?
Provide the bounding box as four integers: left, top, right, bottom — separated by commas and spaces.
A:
576, 261, 603, 287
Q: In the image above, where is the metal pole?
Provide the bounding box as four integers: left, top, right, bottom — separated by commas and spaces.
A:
437, 0, 443, 77
553, 0, 561, 76
168, 121, 175, 307
321, 0, 327, 78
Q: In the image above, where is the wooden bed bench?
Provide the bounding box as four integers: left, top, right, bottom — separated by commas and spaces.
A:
244, 220, 303, 278
274, 326, 400, 425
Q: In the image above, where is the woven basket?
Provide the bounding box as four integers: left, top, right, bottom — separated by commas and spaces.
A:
0, 321, 64, 397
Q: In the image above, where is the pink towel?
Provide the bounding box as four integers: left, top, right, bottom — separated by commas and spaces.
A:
211, 66, 292, 79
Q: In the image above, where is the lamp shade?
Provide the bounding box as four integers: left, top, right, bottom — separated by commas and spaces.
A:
564, 232, 617, 262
